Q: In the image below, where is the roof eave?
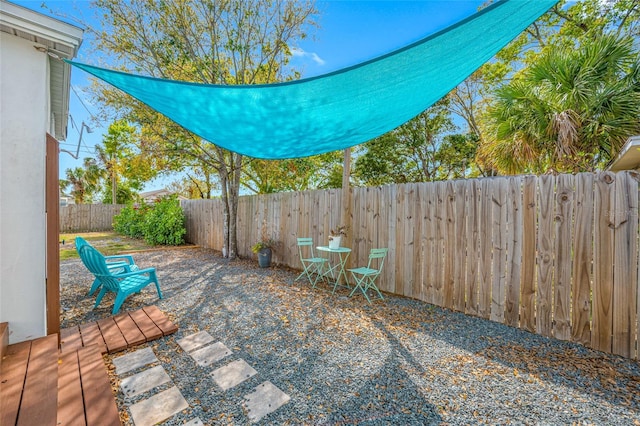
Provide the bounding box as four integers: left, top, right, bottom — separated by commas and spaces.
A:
0, 0, 84, 140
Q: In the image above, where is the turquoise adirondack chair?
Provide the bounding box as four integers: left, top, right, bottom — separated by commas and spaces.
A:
78, 244, 162, 314
347, 248, 389, 303
76, 236, 139, 296
296, 237, 328, 288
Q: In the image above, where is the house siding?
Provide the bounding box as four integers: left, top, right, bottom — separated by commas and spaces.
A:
0, 32, 49, 343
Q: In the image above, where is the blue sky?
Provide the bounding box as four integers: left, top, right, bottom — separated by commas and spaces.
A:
13, 0, 485, 190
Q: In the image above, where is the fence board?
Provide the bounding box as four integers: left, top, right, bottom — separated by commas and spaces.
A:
612, 173, 637, 358
593, 172, 615, 353
520, 176, 536, 333
478, 179, 493, 319
491, 178, 508, 323
433, 182, 445, 308
377, 186, 390, 293
453, 180, 467, 312
444, 181, 456, 310
411, 184, 423, 300
505, 177, 522, 327
394, 185, 409, 294
571, 173, 593, 346
405, 185, 415, 296
537, 175, 555, 337
554, 174, 574, 340
423, 183, 436, 305
465, 179, 480, 316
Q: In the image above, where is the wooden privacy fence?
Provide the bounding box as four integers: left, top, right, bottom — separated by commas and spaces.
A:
182, 172, 640, 360
60, 204, 125, 232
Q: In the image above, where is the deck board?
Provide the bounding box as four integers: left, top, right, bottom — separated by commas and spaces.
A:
1, 340, 31, 426
143, 305, 179, 335
60, 325, 83, 353
57, 350, 87, 426
17, 334, 58, 426
113, 313, 146, 347
129, 308, 163, 341
79, 322, 107, 354
77, 345, 121, 426
96, 318, 128, 353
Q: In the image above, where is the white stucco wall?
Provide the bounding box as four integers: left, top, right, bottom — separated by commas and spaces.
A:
0, 32, 50, 343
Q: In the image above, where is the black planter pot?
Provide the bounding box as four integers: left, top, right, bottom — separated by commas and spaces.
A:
257, 247, 272, 268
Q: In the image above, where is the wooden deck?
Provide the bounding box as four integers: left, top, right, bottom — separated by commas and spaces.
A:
60, 305, 178, 354
1, 305, 178, 426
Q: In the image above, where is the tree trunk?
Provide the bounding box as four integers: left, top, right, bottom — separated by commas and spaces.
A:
112, 175, 117, 204
219, 162, 231, 258
216, 150, 242, 259
227, 153, 242, 259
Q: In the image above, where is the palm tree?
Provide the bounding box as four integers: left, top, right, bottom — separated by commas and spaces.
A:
62, 158, 104, 204
481, 32, 640, 174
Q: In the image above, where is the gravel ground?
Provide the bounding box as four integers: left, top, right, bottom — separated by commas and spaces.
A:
61, 247, 640, 425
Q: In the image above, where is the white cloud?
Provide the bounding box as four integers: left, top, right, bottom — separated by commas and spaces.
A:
291, 47, 326, 66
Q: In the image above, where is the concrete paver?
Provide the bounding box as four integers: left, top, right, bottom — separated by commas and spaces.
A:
129, 386, 189, 426
190, 342, 232, 367
120, 365, 171, 398
211, 359, 257, 390
177, 331, 214, 353
113, 347, 158, 375
243, 381, 290, 423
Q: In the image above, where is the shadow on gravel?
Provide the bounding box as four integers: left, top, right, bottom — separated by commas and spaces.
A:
61, 247, 640, 424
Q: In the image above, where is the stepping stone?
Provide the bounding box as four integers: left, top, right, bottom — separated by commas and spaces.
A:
211, 359, 257, 390
120, 365, 171, 398
183, 418, 204, 426
177, 331, 214, 353
113, 347, 158, 375
190, 342, 232, 367
243, 381, 290, 423
129, 386, 189, 426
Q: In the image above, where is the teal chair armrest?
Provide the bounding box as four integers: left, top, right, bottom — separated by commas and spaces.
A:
110, 267, 156, 279
104, 254, 136, 264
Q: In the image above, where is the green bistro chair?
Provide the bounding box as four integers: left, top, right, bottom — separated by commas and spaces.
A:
78, 244, 162, 315
347, 248, 389, 303
76, 236, 139, 296
296, 237, 328, 288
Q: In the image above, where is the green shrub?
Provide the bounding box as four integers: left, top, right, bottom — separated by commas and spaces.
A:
113, 203, 149, 238
143, 196, 186, 245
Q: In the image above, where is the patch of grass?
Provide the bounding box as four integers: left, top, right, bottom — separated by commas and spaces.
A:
59, 231, 158, 260
60, 231, 115, 242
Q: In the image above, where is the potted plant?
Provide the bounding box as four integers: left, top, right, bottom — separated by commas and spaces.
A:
252, 220, 277, 267
328, 225, 348, 249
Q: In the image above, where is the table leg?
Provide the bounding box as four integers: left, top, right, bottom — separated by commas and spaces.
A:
332, 252, 351, 293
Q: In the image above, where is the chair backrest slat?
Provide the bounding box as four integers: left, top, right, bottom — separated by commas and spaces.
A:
79, 245, 121, 291
297, 237, 316, 258
75, 236, 89, 250
367, 248, 388, 271
297, 238, 313, 246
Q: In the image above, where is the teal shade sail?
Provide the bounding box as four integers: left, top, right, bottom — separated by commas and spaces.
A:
69, 0, 557, 159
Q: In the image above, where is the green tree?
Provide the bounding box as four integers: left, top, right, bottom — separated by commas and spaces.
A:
167, 166, 219, 200
354, 100, 476, 185
101, 183, 138, 204
242, 153, 341, 194
89, 0, 318, 259
434, 133, 479, 180
449, 0, 640, 174
482, 33, 640, 174
60, 157, 103, 204
94, 120, 156, 204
